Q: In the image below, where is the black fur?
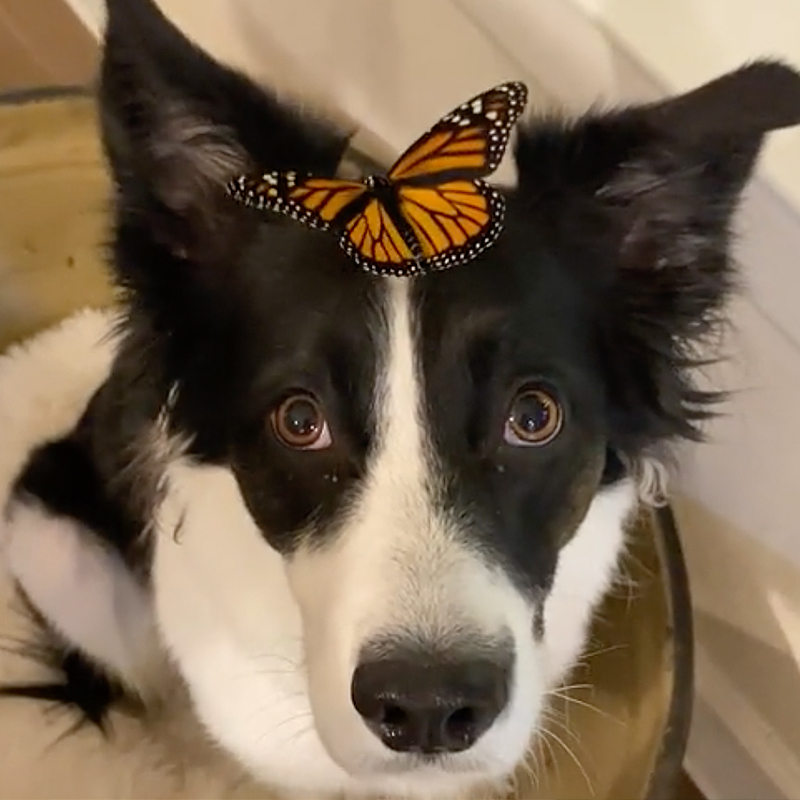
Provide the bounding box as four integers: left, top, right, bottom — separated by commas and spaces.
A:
13, 414, 145, 574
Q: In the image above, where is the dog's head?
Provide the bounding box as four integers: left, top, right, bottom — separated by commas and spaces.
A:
99, 0, 800, 793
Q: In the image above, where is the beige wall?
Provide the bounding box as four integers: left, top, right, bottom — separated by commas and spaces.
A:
0, 0, 96, 91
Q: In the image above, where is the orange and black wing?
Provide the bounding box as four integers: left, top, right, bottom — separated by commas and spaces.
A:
395, 179, 505, 272
338, 197, 423, 277
387, 82, 528, 185
229, 172, 421, 275
227, 172, 368, 230
338, 180, 506, 276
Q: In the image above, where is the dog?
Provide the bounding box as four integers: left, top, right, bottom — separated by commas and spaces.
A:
2, 0, 800, 796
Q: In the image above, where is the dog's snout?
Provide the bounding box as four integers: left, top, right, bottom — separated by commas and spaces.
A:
351, 654, 511, 754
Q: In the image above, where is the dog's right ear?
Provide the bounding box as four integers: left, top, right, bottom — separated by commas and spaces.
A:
515, 60, 800, 458
100, 0, 349, 262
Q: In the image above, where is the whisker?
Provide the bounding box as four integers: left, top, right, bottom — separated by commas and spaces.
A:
229, 664, 298, 680
540, 707, 581, 745
550, 691, 625, 726
551, 682, 593, 693
274, 714, 315, 752
580, 642, 629, 660
541, 727, 595, 796
250, 647, 304, 669
257, 708, 314, 747
538, 726, 561, 783
241, 691, 308, 726
515, 752, 540, 793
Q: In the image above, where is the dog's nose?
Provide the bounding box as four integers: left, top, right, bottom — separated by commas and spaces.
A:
351, 655, 510, 754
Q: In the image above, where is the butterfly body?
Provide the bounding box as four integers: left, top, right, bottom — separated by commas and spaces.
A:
358, 175, 428, 267
229, 82, 529, 276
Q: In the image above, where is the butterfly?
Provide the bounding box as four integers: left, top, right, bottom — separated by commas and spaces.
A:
227, 81, 528, 277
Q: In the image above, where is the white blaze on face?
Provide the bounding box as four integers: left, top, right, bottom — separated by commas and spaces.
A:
0, 295, 638, 797
286, 278, 540, 779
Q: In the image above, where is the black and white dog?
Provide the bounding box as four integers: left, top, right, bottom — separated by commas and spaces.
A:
2, 0, 800, 796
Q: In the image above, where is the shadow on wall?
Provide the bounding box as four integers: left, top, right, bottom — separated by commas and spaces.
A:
674, 496, 800, 796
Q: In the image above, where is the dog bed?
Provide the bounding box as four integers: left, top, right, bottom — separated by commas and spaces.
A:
0, 88, 692, 800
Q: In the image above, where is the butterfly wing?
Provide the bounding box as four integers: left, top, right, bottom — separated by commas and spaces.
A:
339, 197, 423, 277
338, 179, 506, 276
395, 180, 505, 271
387, 82, 528, 185
227, 173, 368, 230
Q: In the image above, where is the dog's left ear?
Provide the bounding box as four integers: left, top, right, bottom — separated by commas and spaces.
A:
100, 0, 349, 264
515, 61, 800, 454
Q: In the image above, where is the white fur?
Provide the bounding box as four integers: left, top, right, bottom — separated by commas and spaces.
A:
0, 309, 117, 518
282, 280, 535, 790
541, 480, 635, 683
631, 454, 670, 507
0, 312, 262, 797
3, 501, 162, 696
0, 311, 166, 697
0, 307, 636, 799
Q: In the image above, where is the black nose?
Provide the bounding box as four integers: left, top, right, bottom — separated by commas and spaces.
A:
351, 655, 511, 754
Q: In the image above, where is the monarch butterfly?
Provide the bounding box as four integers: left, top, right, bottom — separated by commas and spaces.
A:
227, 82, 528, 277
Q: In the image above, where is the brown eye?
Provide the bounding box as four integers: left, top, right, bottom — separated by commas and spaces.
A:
271, 394, 332, 450
504, 386, 563, 446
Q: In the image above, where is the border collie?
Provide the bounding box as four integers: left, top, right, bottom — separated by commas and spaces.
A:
2, 0, 800, 796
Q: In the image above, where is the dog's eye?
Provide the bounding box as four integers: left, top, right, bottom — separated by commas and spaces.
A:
504, 386, 563, 446
271, 394, 332, 450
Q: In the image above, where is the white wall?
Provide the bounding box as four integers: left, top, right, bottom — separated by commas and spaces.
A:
62, 0, 103, 37
574, 0, 800, 215
561, 5, 800, 795
64, 1, 800, 796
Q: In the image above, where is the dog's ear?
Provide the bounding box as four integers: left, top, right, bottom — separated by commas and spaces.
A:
515, 61, 800, 453
100, 0, 348, 262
